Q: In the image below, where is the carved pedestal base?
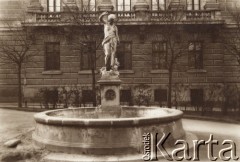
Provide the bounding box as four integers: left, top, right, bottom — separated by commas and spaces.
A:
98, 68, 121, 112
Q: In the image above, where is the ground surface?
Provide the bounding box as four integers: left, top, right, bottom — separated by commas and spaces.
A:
0, 108, 240, 161
0, 109, 35, 143
0, 109, 46, 162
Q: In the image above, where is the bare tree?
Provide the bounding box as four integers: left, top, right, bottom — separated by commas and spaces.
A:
155, 6, 209, 108
222, 6, 240, 65
154, 8, 188, 108
63, 1, 102, 106
0, 21, 35, 107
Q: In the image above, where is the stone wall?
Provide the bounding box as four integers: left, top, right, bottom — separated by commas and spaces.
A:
1, 25, 239, 104
0, 0, 239, 105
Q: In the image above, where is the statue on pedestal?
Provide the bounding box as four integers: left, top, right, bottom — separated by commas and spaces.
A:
99, 12, 120, 74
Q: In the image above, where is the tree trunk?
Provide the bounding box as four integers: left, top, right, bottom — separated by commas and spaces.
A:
167, 67, 173, 108
17, 64, 22, 108
90, 50, 97, 107
91, 67, 97, 107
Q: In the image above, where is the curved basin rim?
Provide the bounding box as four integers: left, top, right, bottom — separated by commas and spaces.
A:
34, 107, 183, 126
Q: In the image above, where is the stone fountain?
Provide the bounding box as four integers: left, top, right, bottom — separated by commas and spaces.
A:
32, 12, 195, 162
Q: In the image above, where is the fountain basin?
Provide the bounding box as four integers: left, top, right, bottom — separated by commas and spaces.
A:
33, 107, 186, 155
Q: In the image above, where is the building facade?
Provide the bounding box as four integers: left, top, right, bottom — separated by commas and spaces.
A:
0, 0, 239, 108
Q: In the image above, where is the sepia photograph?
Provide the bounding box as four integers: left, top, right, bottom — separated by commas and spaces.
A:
0, 0, 239, 161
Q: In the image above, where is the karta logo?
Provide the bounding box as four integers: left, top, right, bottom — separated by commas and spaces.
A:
142, 133, 239, 161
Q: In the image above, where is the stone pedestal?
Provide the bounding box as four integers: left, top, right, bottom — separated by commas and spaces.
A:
98, 0, 114, 11
204, 0, 220, 10
133, 0, 149, 11
97, 69, 122, 117
98, 71, 121, 110
133, 0, 149, 21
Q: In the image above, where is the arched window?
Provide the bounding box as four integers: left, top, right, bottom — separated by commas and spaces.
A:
151, 0, 166, 10
117, 0, 131, 11
47, 0, 61, 12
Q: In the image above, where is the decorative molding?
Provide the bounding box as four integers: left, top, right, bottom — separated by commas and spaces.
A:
119, 70, 135, 74
98, 0, 114, 11
150, 70, 169, 74
78, 70, 99, 75
187, 69, 207, 73
42, 71, 62, 75
133, 0, 149, 11
27, 0, 43, 12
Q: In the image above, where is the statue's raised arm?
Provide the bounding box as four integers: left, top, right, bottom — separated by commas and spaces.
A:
99, 11, 109, 24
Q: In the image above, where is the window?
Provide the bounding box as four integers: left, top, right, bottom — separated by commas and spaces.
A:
186, 0, 201, 10
82, 0, 96, 11
188, 41, 203, 69
190, 89, 204, 106
45, 42, 60, 70
120, 90, 131, 102
80, 42, 96, 70
116, 42, 132, 70
120, 90, 132, 105
47, 0, 61, 12
82, 90, 94, 103
152, 42, 168, 69
117, 0, 131, 11
151, 0, 167, 10
154, 89, 167, 102
89, 0, 96, 11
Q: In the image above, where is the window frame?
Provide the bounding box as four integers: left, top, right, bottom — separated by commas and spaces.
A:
45, 42, 60, 71
80, 41, 96, 71
120, 89, 132, 103
88, 0, 96, 11
116, 0, 132, 11
47, 0, 61, 12
116, 41, 132, 70
151, 0, 167, 11
188, 41, 203, 69
186, 0, 201, 10
190, 89, 204, 106
81, 0, 96, 11
82, 90, 94, 103
152, 41, 168, 70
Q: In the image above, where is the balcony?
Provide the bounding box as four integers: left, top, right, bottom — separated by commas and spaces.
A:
24, 10, 224, 26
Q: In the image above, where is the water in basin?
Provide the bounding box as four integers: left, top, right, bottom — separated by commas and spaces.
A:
47, 107, 173, 119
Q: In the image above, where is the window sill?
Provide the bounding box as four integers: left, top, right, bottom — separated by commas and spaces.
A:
78, 70, 99, 75
119, 70, 135, 74
187, 69, 207, 73
42, 70, 62, 75
150, 69, 169, 74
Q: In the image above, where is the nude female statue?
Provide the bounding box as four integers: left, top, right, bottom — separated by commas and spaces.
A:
99, 12, 120, 71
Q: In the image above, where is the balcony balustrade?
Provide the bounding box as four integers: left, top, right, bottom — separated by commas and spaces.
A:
25, 10, 223, 26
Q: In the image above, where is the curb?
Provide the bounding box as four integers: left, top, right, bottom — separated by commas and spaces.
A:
183, 114, 240, 124
0, 106, 49, 112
